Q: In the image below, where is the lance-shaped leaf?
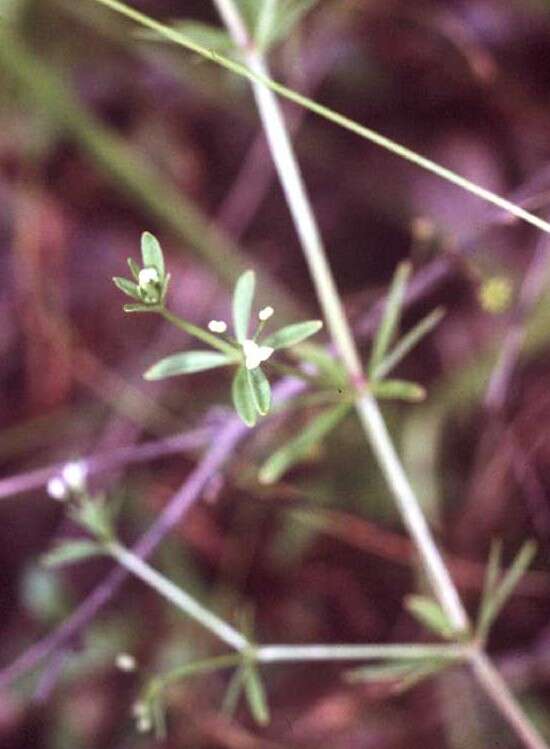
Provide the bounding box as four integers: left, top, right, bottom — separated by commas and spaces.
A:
263, 319, 323, 350
373, 307, 445, 381
243, 664, 270, 726
138, 20, 234, 51
371, 379, 426, 402
141, 231, 165, 278
291, 341, 346, 387
222, 665, 246, 717
42, 540, 105, 568
476, 541, 537, 641
259, 402, 350, 484
123, 302, 154, 313
127, 257, 141, 281
232, 365, 257, 427
113, 276, 140, 300
247, 366, 271, 415
144, 351, 231, 380
369, 262, 411, 375
405, 595, 457, 640
233, 270, 256, 342
345, 658, 448, 690
257, 0, 319, 51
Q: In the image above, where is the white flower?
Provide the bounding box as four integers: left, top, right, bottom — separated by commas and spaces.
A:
115, 652, 137, 672
258, 306, 274, 321
47, 476, 68, 501
61, 461, 87, 492
208, 320, 227, 334
138, 267, 160, 289
137, 715, 152, 733
242, 339, 274, 370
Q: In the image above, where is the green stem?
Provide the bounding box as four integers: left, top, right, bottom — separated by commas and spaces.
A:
212, 0, 469, 634
469, 651, 549, 749
256, 643, 467, 663
90, 0, 550, 237
106, 542, 249, 652
159, 308, 238, 358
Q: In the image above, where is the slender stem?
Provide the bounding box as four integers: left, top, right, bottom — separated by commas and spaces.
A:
90, 0, 550, 237
213, 0, 469, 634
160, 308, 238, 357
469, 651, 549, 749
256, 643, 467, 664
153, 654, 242, 692
106, 541, 249, 652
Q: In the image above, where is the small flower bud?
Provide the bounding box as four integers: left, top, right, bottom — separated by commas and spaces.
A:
138, 267, 160, 288
258, 306, 274, 321
242, 339, 274, 370
61, 461, 87, 493
208, 320, 227, 334
115, 652, 137, 672
47, 477, 68, 501
137, 715, 152, 733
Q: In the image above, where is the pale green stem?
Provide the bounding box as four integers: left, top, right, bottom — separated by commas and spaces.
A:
90, 0, 550, 236
106, 541, 249, 652
213, 0, 469, 634
160, 308, 238, 357
256, 643, 467, 664
469, 651, 549, 749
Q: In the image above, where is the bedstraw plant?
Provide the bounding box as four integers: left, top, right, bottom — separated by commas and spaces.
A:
10, 0, 548, 746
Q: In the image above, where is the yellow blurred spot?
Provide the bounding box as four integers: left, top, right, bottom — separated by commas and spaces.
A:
478, 276, 513, 314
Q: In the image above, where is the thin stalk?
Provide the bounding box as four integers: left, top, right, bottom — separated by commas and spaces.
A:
159, 308, 238, 357
90, 0, 550, 236
256, 643, 467, 664
213, 0, 469, 634
152, 653, 242, 692
469, 651, 549, 749
106, 541, 249, 652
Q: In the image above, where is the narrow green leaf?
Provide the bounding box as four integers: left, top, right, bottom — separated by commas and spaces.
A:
392, 661, 449, 693
144, 350, 231, 380
246, 366, 271, 415
255, 0, 319, 50
477, 541, 537, 640
69, 497, 115, 541
232, 270, 256, 342
243, 664, 270, 726
222, 665, 246, 717
371, 379, 426, 402
151, 695, 167, 741
344, 661, 420, 684
41, 540, 105, 568
373, 307, 445, 380
113, 276, 140, 300
405, 595, 457, 639
263, 320, 323, 350
345, 659, 449, 692
123, 302, 153, 313
138, 20, 234, 52
476, 540, 502, 641
259, 402, 350, 484
171, 20, 233, 51
232, 366, 257, 427
369, 262, 411, 375
141, 231, 165, 278
291, 341, 346, 387
127, 257, 141, 281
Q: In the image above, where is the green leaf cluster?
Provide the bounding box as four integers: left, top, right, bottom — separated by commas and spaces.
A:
115, 247, 323, 426
113, 231, 170, 309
